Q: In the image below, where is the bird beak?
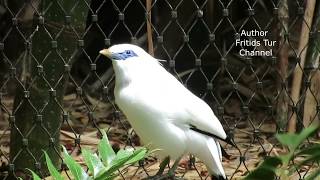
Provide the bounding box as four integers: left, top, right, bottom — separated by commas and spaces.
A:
99, 49, 111, 58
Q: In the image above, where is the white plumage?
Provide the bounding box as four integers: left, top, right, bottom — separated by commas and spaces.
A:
100, 44, 228, 179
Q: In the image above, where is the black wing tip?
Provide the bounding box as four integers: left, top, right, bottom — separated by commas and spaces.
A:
190, 126, 236, 147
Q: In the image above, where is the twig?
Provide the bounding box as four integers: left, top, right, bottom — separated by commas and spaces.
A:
146, 0, 154, 56
288, 0, 316, 132
303, 1, 320, 127
276, 0, 289, 132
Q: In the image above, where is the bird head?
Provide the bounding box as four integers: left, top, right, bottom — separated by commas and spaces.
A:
99, 44, 161, 85
99, 44, 152, 61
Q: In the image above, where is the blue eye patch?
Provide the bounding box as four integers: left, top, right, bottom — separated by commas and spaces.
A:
111, 50, 137, 60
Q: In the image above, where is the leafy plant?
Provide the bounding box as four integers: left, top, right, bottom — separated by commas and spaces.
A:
245, 125, 320, 180
28, 130, 148, 180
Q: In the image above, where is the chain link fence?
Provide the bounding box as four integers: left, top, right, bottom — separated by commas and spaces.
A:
0, 0, 319, 179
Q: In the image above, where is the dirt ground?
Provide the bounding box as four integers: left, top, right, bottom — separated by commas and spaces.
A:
0, 95, 316, 179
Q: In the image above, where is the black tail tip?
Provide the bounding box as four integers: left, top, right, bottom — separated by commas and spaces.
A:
211, 175, 227, 180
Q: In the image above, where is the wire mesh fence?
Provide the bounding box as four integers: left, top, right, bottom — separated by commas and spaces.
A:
0, 0, 319, 179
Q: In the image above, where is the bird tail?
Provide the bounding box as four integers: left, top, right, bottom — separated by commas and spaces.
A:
205, 138, 226, 179
187, 130, 226, 179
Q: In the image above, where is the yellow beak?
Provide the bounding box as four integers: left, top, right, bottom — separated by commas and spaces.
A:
99, 49, 111, 58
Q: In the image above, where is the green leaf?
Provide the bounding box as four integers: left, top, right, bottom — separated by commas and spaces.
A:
62, 146, 89, 180
295, 144, 320, 157
26, 168, 42, 180
296, 152, 320, 169
96, 148, 147, 180
124, 148, 147, 165
244, 157, 282, 180
278, 154, 292, 166
115, 149, 133, 160
286, 144, 320, 176
112, 148, 147, 167
82, 149, 95, 176
95, 156, 130, 180
305, 169, 320, 180
43, 151, 64, 180
94, 170, 115, 180
112, 147, 147, 165
276, 133, 298, 151
289, 144, 320, 171
276, 126, 318, 152
111, 148, 147, 171
82, 148, 106, 178
98, 130, 116, 166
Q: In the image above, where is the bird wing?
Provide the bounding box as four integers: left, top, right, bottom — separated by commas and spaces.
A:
153, 66, 227, 141
183, 93, 227, 140
134, 58, 227, 141
187, 130, 226, 178
216, 140, 222, 161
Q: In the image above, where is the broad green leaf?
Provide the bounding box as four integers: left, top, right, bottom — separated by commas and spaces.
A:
113, 147, 147, 165
276, 133, 298, 151
82, 148, 106, 178
43, 151, 64, 180
95, 156, 130, 180
96, 148, 147, 179
115, 149, 134, 160
124, 148, 147, 165
276, 126, 318, 152
111, 148, 147, 172
279, 154, 292, 166
244, 157, 282, 180
94, 169, 115, 180
26, 168, 41, 180
62, 146, 89, 180
98, 130, 116, 166
82, 149, 95, 176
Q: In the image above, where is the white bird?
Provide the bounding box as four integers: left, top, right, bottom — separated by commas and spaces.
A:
100, 44, 232, 180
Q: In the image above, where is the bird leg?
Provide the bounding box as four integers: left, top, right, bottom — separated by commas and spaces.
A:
167, 156, 182, 177
145, 157, 170, 180
155, 156, 170, 176
152, 156, 182, 180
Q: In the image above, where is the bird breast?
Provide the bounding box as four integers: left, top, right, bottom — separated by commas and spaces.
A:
114, 83, 188, 159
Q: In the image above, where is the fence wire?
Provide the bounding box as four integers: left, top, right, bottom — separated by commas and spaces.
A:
0, 0, 319, 179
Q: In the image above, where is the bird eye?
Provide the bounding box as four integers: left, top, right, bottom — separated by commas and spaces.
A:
111, 54, 120, 60
125, 50, 131, 54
